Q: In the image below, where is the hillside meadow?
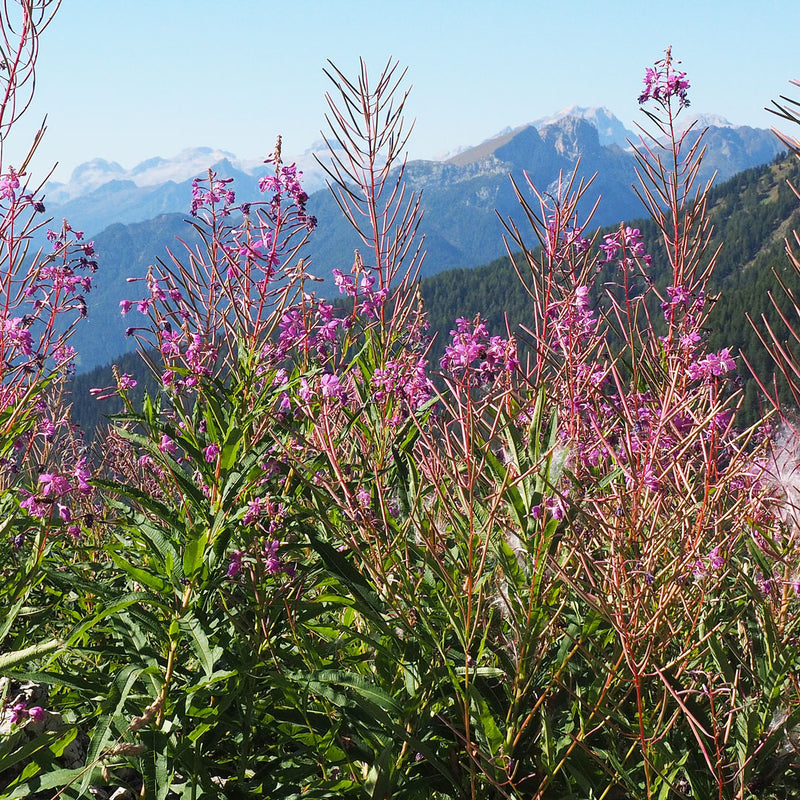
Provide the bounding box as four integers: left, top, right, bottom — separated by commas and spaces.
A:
4, 6, 800, 798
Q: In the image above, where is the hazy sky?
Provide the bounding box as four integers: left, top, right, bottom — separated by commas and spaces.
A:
9, 0, 800, 182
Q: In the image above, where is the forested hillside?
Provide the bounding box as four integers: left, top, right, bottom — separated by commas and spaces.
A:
419, 151, 800, 423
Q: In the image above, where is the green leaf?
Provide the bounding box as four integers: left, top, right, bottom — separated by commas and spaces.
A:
0, 729, 65, 775
0, 638, 63, 671
79, 664, 145, 794
183, 528, 209, 580
301, 524, 391, 632
366, 743, 395, 800
179, 613, 221, 678
298, 669, 403, 717
468, 684, 505, 755
3, 766, 90, 799
140, 728, 173, 800
65, 592, 153, 647
109, 550, 170, 594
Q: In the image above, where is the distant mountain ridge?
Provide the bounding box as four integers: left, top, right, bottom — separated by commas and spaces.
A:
42, 144, 331, 231
447, 107, 753, 159
44, 107, 782, 238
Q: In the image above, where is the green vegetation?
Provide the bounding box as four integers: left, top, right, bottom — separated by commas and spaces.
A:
6, 12, 800, 798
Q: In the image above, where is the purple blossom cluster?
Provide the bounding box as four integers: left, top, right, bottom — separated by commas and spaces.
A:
688, 348, 736, 382
117, 158, 321, 398
0, 168, 46, 212
119, 275, 219, 391
212, 159, 317, 293
242, 496, 285, 534
440, 316, 518, 386
0, 167, 20, 201
531, 496, 566, 521
560, 332, 742, 490
258, 158, 316, 232
228, 495, 294, 579
190, 175, 236, 216
1, 315, 33, 357
692, 546, 726, 580
159, 333, 217, 391
226, 540, 294, 579
332, 267, 388, 320
657, 284, 709, 363
320, 372, 347, 402
661, 284, 705, 324
262, 298, 343, 367
566, 390, 651, 490
4, 699, 45, 725
546, 285, 597, 356
529, 183, 746, 507
18, 457, 91, 528
0, 219, 95, 383
599, 226, 652, 270
203, 443, 220, 463
274, 369, 351, 417
544, 221, 591, 260
639, 62, 690, 109
224, 228, 282, 285
159, 434, 177, 456
371, 355, 432, 421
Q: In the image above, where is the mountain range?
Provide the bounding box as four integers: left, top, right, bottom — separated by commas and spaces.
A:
43, 107, 782, 238
49, 107, 786, 372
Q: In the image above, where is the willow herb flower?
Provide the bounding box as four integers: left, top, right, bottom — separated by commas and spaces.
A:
638, 48, 690, 108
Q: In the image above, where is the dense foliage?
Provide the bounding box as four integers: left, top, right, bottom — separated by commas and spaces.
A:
3, 9, 800, 799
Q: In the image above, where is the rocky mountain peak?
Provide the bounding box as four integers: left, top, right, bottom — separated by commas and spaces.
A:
532, 105, 634, 149
538, 116, 602, 160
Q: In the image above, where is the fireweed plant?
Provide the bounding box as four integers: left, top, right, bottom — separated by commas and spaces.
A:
0, 3, 118, 798
0, 0, 99, 691
3, 27, 800, 800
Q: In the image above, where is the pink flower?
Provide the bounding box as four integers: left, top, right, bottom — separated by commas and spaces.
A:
441, 316, 517, 385
38, 473, 71, 497
708, 547, 725, 571
73, 459, 91, 493
0, 168, 20, 200
689, 348, 736, 381
638, 52, 690, 108
227, 550, 244, 578
1, 316, 33, 355
243, 497, 264, 525
20, 491, 47, 518
320, 373, 346, 401
204, 443, 220, 463
159, 435, 177, 456
264, 540, 284, 575
9, 702, 27, 724
298, 378, 313, 402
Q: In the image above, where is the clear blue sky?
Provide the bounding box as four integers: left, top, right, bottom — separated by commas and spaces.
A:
9, 0, 800, 182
